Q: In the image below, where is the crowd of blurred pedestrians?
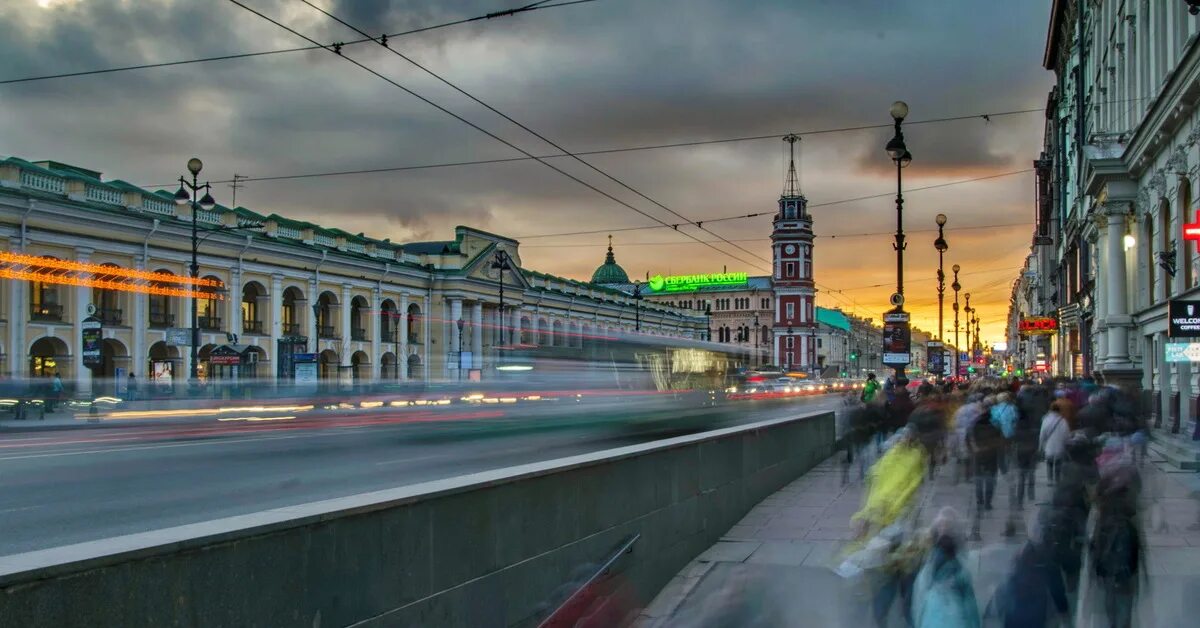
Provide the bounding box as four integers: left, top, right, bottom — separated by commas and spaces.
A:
834, 373, 1151, 627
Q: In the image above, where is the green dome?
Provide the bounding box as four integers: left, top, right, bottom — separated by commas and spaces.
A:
590, 239, 630, 285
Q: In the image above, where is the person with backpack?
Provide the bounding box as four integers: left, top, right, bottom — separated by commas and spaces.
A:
1039, 399, 1072, 484
910, 507, 980, 628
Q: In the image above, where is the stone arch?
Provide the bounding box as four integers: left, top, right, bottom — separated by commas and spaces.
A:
406, 302, 422, 344
1180, 177, 1194, 287
520, 316, 532, 344
29, 256, 65, 322
350, 295, 370, 341
568, 321, 581, 348
538, 318, 550, 345
198, 275, 224, 331
1158, 197, 1171, 302
281, 286, 305, 336
380, 299, 398, 342
241, 280, 268, 335
28, 336, 69, 378
92, 262, 125, 325
93, 337, 129, 380
381, 351, 398, 379
552, 320, 565, 346
148, 268, 177, 328
316, 291, 339, 339
318, 349, 339, 379
147, 340, 180, 387
407, 352, 422, 380
351, 350, 370, 381
243, 345, 266, 379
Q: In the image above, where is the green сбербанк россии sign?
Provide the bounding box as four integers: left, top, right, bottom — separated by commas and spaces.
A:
648, 272, 748, 292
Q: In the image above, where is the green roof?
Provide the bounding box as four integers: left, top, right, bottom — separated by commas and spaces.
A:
816, 307, 850, 331
590, 243, 630, 285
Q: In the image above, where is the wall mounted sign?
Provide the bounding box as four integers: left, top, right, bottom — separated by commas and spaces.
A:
1168, 300, 1200, 338
1183, 210, 1200, 244
927, 341, 944, 374
648, 272, 748, 292
1165, 342, 1200, 362
1018, 317, 1058, 335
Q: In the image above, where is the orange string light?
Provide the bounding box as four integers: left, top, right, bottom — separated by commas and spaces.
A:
0, 252, 224, 287
0, 269, 223, 300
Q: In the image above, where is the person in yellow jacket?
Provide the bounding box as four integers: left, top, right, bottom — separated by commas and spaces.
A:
851, 427, 929, 542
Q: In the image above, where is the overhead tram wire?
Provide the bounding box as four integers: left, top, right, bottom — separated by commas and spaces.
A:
515, 169, 1034, 239
138, 116, 1042, 188
520, 220, 1035, 247
223, 0, 768, 272
0, 0, 598, 86
297, 0, 777, 271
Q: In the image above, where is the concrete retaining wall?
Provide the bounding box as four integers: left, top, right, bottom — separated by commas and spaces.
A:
0, 411, 834, 627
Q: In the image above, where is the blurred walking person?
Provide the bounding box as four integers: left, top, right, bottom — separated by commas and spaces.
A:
1039, 398, 1072, 484
1088, 467, 1145, 628
989, 537, 1070, 628
910, 508, 980, 628
968, 403, 1004, 513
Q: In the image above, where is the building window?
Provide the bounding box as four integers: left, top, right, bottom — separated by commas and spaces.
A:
785, 336, 794, 349
818, 338, 823, 349
760, 297, 769, 309
784, 262, 795, 278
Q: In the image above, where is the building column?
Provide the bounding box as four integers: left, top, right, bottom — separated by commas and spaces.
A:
73, 247, 93, 399
471, 301, 483, 370
228, 268, 243, 338
270, 274, 283, 380
340, 284, 352, 367
306, 279, 318, 354
1102, 205, 1133, 368
131, 254, 148, 382
447, 298, 462, 378
511, 307, 522, 344
398, 292, 409, 380
423, 293, 431, 381
370, 288, 382, 380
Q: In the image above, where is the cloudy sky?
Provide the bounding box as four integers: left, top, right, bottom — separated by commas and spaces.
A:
0, 0, 1054, 345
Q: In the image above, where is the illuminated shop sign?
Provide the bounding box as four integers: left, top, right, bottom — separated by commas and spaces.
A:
1168, 300, 1200, 338
648, 272, 748, 292
1018, 317, 1057, 335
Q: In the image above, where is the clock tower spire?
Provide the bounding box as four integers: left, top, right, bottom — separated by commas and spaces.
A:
771, 135, 817, 373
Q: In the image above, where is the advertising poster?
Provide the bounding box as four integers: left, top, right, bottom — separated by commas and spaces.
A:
82, 317, 103, 368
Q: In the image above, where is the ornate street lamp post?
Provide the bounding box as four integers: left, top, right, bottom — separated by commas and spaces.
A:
884, 101, 913, 385
934, 214, 948, 342
951, 264, 961, 376
173, 158, 215, 385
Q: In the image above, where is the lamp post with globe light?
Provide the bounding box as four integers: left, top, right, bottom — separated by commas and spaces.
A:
884, 101, 913, 385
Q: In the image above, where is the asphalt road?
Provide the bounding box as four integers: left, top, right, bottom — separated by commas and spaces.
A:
0, 394, 840, 556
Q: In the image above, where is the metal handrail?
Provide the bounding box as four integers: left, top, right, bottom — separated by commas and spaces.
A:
537, 533, 639, 628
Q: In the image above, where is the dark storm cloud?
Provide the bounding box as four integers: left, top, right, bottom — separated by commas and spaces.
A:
0, 0, 1053, 334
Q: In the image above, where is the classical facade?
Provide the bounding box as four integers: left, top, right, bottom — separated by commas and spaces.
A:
0, 156, 703, 396
633, 274, 774, 367
1041, 1, 1200, 433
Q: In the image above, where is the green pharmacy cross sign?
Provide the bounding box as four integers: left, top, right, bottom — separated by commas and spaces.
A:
648, 272, 748, 292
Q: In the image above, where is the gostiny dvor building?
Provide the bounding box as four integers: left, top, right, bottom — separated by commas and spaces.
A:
0, 156, 706, 398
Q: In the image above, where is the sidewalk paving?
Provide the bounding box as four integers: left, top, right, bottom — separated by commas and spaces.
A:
638, 448, 1200, 627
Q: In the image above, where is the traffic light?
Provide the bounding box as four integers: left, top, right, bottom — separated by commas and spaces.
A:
850, 352, 858, 360
1015, 368, 1024, 376
967, 366, 976, 374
